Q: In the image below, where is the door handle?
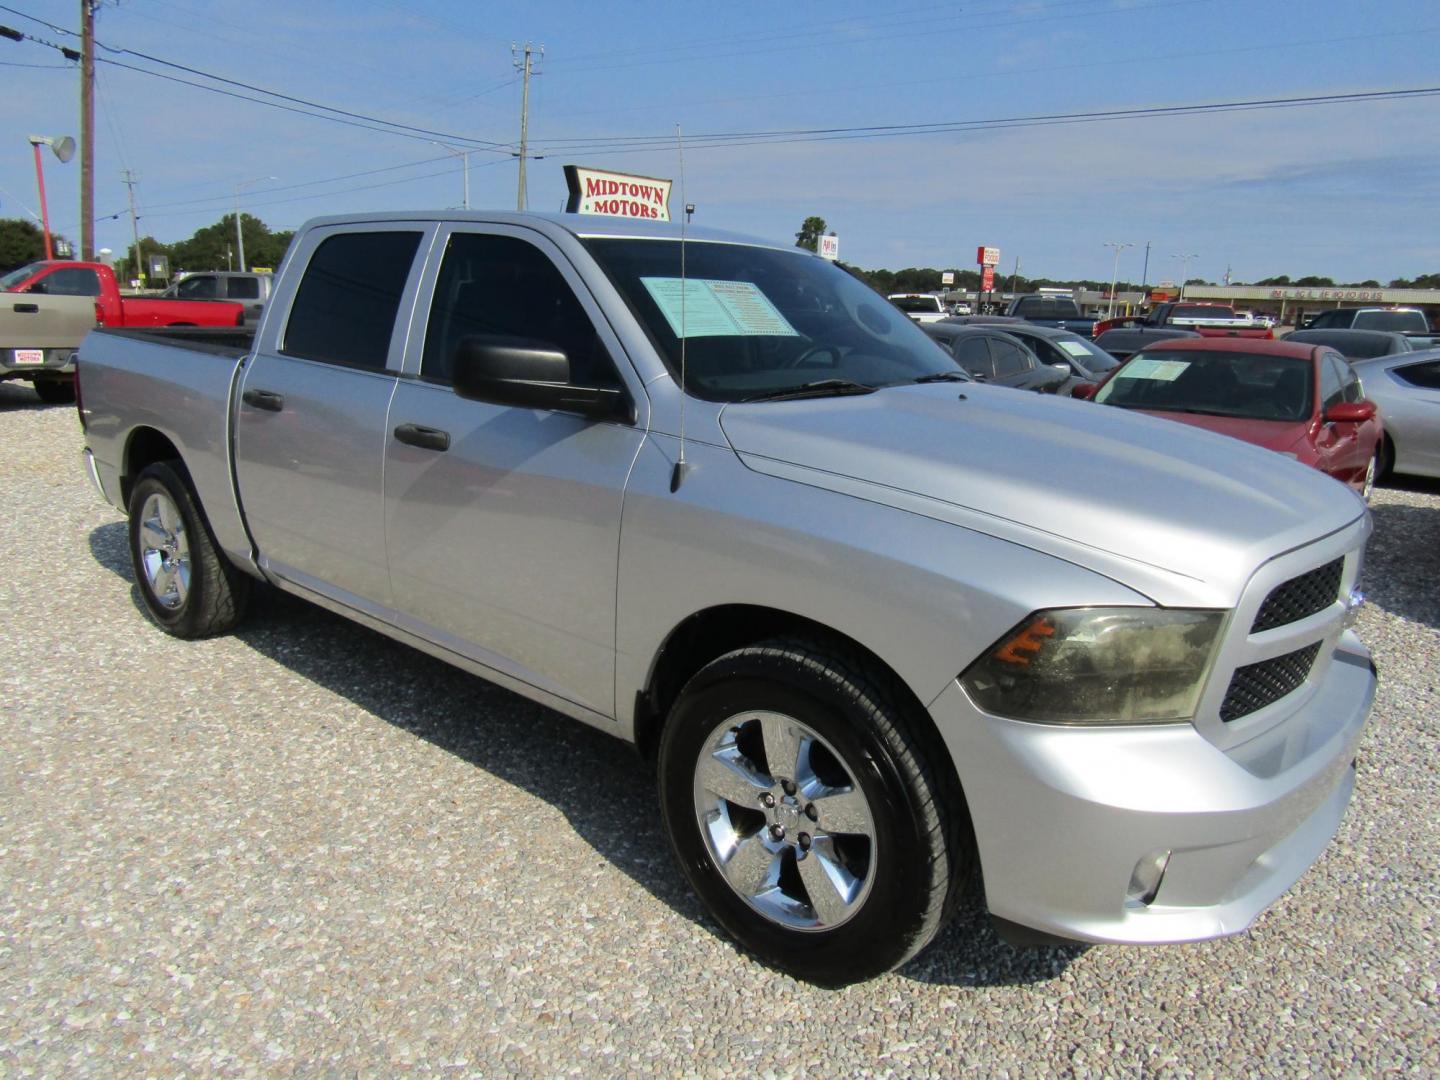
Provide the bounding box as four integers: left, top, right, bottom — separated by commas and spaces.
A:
13, 303, 38, 314
393, 422, 450, 452
242, 388, 285, 412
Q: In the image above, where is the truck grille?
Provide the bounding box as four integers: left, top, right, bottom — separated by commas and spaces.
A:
1250, 558, 1344, 633
1220, 642, 1323, 722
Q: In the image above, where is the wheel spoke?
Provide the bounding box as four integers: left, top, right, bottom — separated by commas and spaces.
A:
172, 558, 191, 605
759, 714, 805, 782
152, 563, 176, 599
721, 835, 780, 898
157, 496, 180, 534
797, 840, 859, 926
697, 746, 772, 807
140, 517, 169, 551
808, 787, 874, 838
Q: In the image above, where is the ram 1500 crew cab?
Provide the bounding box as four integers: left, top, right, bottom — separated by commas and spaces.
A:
76, 211, 1376, 985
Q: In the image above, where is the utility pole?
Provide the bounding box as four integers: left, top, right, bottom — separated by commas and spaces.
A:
122, 169, 143, 284
512, 42, 542, 210
1008, 256, 1020, 300
80, 0, 96, 259
1103, 241, 1133, 319
1139, 241, 1151, 301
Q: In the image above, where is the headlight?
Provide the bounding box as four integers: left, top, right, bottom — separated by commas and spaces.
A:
958, 608, 1224, 725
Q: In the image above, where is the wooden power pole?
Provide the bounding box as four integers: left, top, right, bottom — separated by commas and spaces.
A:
80, 0, 96, 260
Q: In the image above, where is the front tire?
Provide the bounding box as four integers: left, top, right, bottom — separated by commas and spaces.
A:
127, 461, 250, 638
658, 639, 964, 985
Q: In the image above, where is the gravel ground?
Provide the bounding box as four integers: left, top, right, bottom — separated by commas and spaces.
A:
1, 379, 1437, 1076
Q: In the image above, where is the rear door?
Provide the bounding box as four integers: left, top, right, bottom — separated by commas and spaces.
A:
381, 224, 647, 716
234, 223, 432, 610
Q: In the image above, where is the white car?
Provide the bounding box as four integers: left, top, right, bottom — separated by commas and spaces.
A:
888, 293, 949, 324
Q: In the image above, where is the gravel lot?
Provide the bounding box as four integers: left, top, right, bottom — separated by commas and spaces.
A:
2, 379, 1437, 1075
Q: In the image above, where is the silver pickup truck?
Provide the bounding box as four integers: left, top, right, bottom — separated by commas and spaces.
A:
77, 211, 1376, 985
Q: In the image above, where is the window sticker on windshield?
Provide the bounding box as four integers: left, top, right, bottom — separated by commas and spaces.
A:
1057, 341, 1093, 357
1122, 357, 1190, 382
641, 277, 799, 338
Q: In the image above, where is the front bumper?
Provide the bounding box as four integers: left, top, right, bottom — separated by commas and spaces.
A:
930, 630, 1374, 944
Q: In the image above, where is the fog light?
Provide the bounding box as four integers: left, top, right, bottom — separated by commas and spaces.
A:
1126, 850, 1171, 907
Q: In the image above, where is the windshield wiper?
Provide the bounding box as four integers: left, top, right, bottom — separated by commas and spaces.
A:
911, 371, 970, 384
742, 379, 877, 402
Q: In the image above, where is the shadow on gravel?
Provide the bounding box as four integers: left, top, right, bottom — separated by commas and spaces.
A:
0, 382, 54, 411
1364, 493, 1440, 631
86, 520, 1076, 989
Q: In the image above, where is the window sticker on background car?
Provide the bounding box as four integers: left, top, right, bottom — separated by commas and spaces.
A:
641, 277, 800, 338
1057, 341, 1094, 357
1121, 357, 1190, 382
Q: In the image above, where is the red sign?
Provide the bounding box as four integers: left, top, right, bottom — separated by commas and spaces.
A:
977, 246, 1000, 267
981, 267, 995, 292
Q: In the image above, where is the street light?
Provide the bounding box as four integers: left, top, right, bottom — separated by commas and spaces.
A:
1104, 241, 1133, 319
1172, 253, 1199, 298
234, 176, 277, 272
27, 134, 75, 261
431, 142, 471, 210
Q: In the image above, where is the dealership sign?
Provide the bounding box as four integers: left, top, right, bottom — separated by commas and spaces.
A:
976, 246, 1000, 267
819, 234, 839, 261
564, 165, 672, 221
1270, 288, 1383, 301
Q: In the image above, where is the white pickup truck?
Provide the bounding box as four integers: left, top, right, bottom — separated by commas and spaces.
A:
76, 211, 1375, 984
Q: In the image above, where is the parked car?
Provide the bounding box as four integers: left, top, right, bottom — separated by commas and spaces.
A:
164, 271, 274, 324
1093, 325, 1201, 362
947, 301, 973, 316
77, 209, 1374, 985
1284, 328, 1417, 361
887, 293, 948, 324
1093, 302, 1272, 342
995, 323, 1122, 386
1004, 293, 1096, 337
1349, 349, 1440, 480
1088, 338, 1382, 497
1, 259, 244, 402
1303, 307, 1436, 344
921, 323, 1069, 392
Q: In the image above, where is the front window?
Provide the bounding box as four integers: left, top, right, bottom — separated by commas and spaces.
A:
585, 239, 959, 401
176, 276, 219, 299
1096, 349, 1314, 422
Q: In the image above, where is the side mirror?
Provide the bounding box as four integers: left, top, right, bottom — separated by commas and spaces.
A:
451, 335, 631, 422
1071, 382, 1098, 400
1050, 361, 1072, 372
1324, 400, 1376, 424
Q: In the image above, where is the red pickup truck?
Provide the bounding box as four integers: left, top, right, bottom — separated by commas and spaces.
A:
1092, 302, 1274, 341
2, 260, 245, 329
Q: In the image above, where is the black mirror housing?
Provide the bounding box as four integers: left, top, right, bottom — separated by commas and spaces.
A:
450, 335, 632, 422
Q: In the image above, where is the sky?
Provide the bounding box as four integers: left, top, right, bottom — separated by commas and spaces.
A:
1, 0, 1437, 284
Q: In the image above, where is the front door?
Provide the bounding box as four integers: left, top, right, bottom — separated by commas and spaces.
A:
382, 226, 646, 717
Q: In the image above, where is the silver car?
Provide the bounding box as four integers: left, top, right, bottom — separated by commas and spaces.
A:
1351, 349, 1440, 479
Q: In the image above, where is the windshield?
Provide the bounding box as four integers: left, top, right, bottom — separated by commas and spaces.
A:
1096, 349, 1313, 421
889, 295, 944, 314
1014, 297, 1082, 319
0, 262, 44, 290
1352, 310, 1427, 332
584, 239, 960, 401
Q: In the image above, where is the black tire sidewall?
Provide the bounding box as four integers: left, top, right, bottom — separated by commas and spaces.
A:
659, 657, 940, 985
127, 464, 212, 636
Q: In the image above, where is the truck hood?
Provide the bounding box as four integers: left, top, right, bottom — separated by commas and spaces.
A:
718, 383, 1363, 606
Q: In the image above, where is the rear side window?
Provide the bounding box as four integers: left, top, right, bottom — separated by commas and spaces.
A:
40, 267, 101, 296
950, 335, 992, 377
283, 231, 422, 370
1014, 297, 1081, 319
228, 276, 261, 300
990, 338, 1032, 378
175, 276, 218, 299
1395, 360, 1440, 389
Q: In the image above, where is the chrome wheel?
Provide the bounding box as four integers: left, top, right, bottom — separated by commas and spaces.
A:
138, 491, 191, 610
692, 710, 877, 932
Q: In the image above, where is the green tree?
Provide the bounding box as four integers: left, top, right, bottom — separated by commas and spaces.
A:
0, 218, 69, 273
794, 215, 827, 252
1293, 275, 1334, 287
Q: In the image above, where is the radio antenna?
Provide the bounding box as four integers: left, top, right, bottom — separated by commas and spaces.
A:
670, 122, 691, 493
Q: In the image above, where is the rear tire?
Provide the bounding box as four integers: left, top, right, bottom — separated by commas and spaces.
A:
32, 379, 75, 405
127, 461, 250, 638
658, 638, 964, 985
1377, 434, 1395, 481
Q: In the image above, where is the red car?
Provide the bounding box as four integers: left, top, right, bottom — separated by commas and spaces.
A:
1088, 337, 1383, 498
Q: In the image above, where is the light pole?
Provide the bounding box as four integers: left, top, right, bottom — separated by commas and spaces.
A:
27, 134, 76, 261
1104, 241, 1133, 318
431, 141, 471, 210
1172, 253, 1198, 298
234, 176, 276, 272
